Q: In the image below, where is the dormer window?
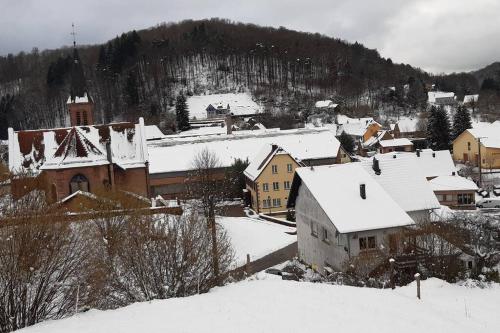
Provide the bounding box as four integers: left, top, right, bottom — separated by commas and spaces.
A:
70, 174, 89, 193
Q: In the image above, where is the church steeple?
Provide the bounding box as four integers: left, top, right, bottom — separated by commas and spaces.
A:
67, 24, 94, 126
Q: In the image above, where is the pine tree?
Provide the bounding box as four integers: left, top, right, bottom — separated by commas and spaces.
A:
124, 72, 140, 106
339, 131, 355, 155
175, 93, 190, 131
427, 106, 451, 150
452, 105, 472, 140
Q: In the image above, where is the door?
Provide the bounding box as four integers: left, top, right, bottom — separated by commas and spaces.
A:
463, 153, 468, 162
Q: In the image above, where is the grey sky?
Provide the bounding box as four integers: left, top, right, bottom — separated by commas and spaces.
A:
1, 0, 499, 73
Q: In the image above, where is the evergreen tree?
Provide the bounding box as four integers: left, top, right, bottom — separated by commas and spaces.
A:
407, 77, 427, 109
427, 106, 451, 150
452, 105, 472, 141
339, 131, 355, 155
175, 93, 190, 131
124, 71, 140, 106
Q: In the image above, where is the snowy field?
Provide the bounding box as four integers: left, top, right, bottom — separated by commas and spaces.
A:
21, 276, 500, 333
186, 93, 262, 120
219, 217, 296, 266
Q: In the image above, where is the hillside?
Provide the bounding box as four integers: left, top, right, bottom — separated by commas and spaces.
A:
473, 62, 500, 85
0, 18, 431, 137
20, 276, 500, 333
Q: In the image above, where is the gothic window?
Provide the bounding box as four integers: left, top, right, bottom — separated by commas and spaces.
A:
69, 174, 89, 194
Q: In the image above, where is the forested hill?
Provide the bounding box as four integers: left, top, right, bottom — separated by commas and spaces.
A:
0, 18, 472, 137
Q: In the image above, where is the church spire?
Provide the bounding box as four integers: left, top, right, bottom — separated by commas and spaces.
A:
69, 23, 88, 102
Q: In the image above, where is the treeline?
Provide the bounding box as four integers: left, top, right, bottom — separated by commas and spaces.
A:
0, 18, 489, 139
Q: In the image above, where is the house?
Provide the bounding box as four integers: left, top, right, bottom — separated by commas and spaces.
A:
144, 125, 166, 141
337, 118, 381, 143
429, 175, 478, 210
206, 103, 231, 118
378, 138, 414, 153
452, 123, 500, 168
428, 91, 456, 106
244, 144, 301, 214
287, 163, 415, 273
147, 128, 351, 198
390, 117, 423, 138
463, 94, 479, 105
361, 154, 440, 222
314, 100, 339, 111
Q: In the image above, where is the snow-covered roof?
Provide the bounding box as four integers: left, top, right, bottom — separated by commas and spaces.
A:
147, 128, 341, 174
379, 138, 413, 148
315, 100, 338, 108
428, 91, 455, 104
66, 92, 91, 104
466, 123, 500, 148
411, 149, 457, 179
362, 130, 390, 148
244, 144, 298, 181
144, 125, 166, 141
396, 117, 419, 133
362, 154, 440, 213
338, 118, 379, 137
293, 164, 414, 233
429, 175, 478, 192
463, 94, 479, 104
8, 119, 148, 174
187, 93, 262, 120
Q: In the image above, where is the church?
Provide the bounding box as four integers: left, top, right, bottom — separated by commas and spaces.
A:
8, 44, 150, 203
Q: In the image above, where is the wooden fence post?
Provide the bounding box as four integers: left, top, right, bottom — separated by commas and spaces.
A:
415, 273, 421, 299
389, 258, 395, 289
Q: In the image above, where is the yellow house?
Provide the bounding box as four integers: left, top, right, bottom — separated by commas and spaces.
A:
244, 143, 351, 215
453, 127, 500, 169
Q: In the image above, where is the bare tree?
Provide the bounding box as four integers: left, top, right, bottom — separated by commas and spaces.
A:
0, 191, 92, 333
188, 148, 229, 285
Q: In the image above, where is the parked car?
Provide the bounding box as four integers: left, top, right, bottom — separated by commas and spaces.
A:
476, 199, 500, 209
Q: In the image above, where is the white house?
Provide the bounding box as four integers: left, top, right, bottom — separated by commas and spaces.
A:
287, 163, 415, 274
428, 91, 456, 105
361, 154, 441, 223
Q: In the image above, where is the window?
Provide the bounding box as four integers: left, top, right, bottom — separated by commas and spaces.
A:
287, 163, 293, 173
69, 174, 89, 194
272, 165, 278, 174
262, 198, 271, 208
82, 110, 88, 125
359, 236, 376, 251
467, 142, 471, 151
322, 227, 329, 243
458, 193, 473, 205
272, 198, 281, 207
273, 182, 280, 191
76, 111, 81, 125
284, 181, 291, 190
262, 183, 269, 192
310, 222, 318, 237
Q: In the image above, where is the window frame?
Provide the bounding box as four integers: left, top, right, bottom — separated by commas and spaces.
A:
272, 181, 280, 191
287, 163, 293, 173
272, 165, 278, 174
262, 183, 269, 192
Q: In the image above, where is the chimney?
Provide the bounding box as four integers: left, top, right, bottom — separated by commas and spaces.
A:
432, 152, 436, 158
393, 154, 397, 159
360, 183, 366, 199
225, 114, 233, 135
452, 171, 456, 176
416, 150, 420, 157
372, 158, 381, 175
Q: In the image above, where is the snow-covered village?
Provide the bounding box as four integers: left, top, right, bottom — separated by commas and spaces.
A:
1, 2, 500, 332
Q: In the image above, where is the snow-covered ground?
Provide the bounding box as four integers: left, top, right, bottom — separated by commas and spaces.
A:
21, 276, 500, 333
187, 93, 262, 120
219, 216, 296, 266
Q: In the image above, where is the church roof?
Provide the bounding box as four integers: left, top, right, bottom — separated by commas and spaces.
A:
8, 119, 149, 174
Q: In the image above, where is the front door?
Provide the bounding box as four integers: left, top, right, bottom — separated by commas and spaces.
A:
463, 153, 468, 162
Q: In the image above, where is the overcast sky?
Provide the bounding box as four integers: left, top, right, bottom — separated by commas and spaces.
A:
2, 0, 499, 74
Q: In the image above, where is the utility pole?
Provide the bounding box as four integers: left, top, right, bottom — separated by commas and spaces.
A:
477, 137, 486, 187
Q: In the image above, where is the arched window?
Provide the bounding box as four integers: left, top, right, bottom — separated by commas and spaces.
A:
69, 174, 89, 194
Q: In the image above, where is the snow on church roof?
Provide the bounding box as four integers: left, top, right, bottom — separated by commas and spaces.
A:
8, 119, 148, 174
362, 154, 440, 213
292, 164, 414, 233
147, 128, 341, 174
